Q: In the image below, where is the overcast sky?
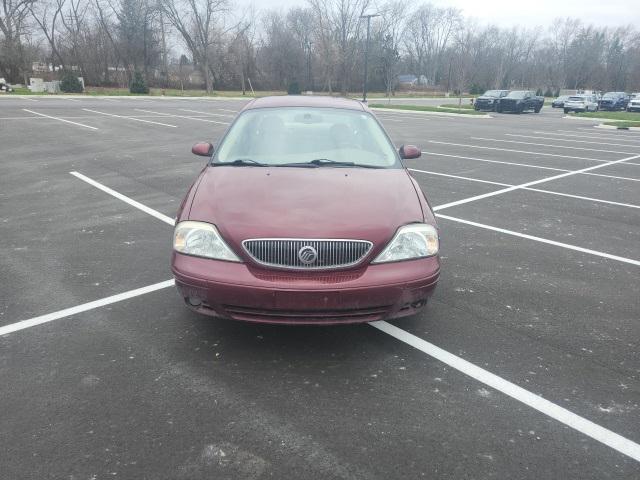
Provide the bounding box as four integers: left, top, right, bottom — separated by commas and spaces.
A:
246, 0, 639, 28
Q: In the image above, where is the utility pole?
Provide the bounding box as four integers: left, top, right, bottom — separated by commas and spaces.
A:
360, 12, 379, 103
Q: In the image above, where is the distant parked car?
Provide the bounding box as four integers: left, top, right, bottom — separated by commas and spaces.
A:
0, 81, 13, 92
598, 92, 629, 111
564, 95, 599, 113
474, 90, 509, 111
627, 93, 640, 112
496, 91, 544, 113
552, 95, 570, 108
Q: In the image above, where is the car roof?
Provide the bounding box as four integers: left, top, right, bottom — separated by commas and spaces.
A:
243, 95, 367, 112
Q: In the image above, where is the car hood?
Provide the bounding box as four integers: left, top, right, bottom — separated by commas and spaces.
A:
187, 166, 425, 258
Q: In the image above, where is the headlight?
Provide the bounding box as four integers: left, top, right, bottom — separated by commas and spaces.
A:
173, 221, 241, 262
372, 224, 439, 263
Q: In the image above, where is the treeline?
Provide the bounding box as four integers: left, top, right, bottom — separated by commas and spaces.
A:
1, 0, 639, 93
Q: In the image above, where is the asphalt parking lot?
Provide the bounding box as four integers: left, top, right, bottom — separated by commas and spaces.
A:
1, 95, 639, 479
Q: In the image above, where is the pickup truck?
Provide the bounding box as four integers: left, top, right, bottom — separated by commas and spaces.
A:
598, 92, 629, 111
474, 89, 509, 111
496, 90, 544, 113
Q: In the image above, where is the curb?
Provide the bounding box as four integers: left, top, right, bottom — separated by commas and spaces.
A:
562, 115, 634, 123
370, 107, 492, 119
594, 124, 640, 131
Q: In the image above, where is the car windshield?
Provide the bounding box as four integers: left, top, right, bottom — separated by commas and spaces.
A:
213, 107, 400, 168
506, 91, 527, 99
602, 93, 620, 99
557, 96, 569, 100
483, 90, 504, 97
568, 96, 585, 102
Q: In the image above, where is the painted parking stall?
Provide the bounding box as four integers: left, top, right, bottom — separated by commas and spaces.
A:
1, 96, 639, 479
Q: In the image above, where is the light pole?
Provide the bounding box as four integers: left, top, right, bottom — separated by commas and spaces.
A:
304, 38, 313, 92
360, 12, 379, 103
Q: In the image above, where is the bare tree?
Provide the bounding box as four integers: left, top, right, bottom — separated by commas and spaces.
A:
376, 0, 408, 97
0, 0, 35, 82
29, 0, 66, 69
161, 0, 229, 92
308, 0, 370, 95
405, 4, 461, 85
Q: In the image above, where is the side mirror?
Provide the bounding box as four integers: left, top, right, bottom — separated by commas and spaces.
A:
192, 142, 214, 157
399, 145, 421, 160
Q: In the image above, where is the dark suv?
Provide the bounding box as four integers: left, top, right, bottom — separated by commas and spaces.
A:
598, 92, 629, 111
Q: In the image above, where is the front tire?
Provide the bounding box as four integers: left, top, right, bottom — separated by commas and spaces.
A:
534, 105, 542, 113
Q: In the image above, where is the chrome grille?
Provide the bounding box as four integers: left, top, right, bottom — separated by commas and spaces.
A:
242, 239, 373, 270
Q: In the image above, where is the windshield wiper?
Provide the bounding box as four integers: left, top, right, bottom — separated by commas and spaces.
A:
305, 158, 384, 168
215, 158, 268, 167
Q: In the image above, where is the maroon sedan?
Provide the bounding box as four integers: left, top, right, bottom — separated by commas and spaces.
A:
172, 95, 440, 324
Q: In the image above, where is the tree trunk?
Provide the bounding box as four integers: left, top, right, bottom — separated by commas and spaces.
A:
203, 58, 212, 93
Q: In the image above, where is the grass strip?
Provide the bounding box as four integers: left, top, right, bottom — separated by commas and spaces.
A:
369, 103, 486, 115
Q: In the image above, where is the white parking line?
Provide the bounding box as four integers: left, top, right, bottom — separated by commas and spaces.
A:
3, 273, 638, 463
375, 112, 432, 121
471, 137, 637, 156
0, 280, 175, 336
435, 213, 640, 266
179, 108, 235, 118
408, 168, 640, 209
517, 132, 640, 148
70, 171, 175, 225
423, 151, 640, 183
432, 153, 640, 211
425, 152, 570, 172
22, 109, 98, 130
429, 140, 606, 162
13, 171, 636, 463
135, 108, 230, 125
195, 102, 240, 112
370, 321, 640, 463
0, 116, 47, 120
82, 108, 178, 128
586, 172, 640, 182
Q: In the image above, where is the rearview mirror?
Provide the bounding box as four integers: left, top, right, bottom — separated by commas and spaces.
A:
192, 142, 214, 157
399, 145, 421, 159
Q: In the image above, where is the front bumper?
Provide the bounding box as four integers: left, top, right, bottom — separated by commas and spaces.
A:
172, 252, 440, 324
474, 100, 496, 111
